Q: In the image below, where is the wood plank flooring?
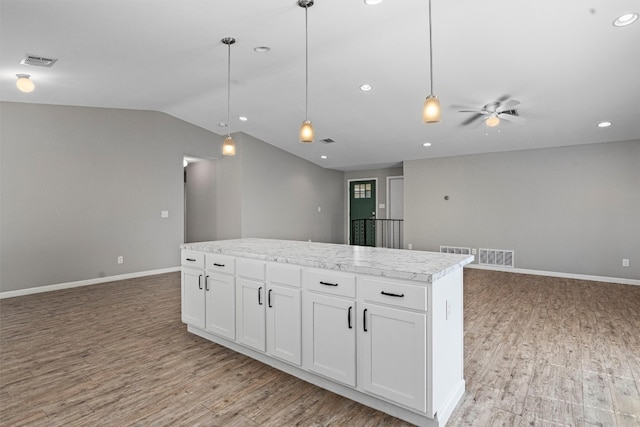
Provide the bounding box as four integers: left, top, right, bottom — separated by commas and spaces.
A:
1, 269, 639, 426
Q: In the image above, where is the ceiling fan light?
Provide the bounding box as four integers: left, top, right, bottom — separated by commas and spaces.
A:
486, 115, 500, 127
222, 136, 236, 155
16, 74, 35, 93
300, 120, 314, 143
423, 95, 441, 123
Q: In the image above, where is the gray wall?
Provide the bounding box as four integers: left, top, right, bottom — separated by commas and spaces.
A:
1, 102, 345, 292
185, 160, 217, 243
404, 140, 640, 280
234, 133, 345, 243
0, 102, 220, 292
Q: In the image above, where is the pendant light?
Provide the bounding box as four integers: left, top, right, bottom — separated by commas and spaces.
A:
298, 0, 314, 143
422, 0, 441, 123
222, 37, 236, 156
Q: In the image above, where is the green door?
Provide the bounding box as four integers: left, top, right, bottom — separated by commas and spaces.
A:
350, 180, 376, 246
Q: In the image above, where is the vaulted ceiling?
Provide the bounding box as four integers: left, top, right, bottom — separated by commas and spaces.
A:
1, 0, 639, 170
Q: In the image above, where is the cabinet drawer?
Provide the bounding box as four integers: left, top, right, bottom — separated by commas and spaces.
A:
205, 254, 235, 275
267, 264, 301, 288
359, 277, 427, 311
237, 259, 265, 281
303, 269, 356, 298
182, 251, 205, 269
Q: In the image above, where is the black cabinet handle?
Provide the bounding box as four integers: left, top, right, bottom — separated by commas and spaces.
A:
381, 291, 405, 298
198, 274, 203, 290
205, 276, 210, 291
268, 289, 272, 308
363, 308, 368, 332
213, 263, 225, 267
186, 258, 196, 262
319, 281, 338, 287
348, 306, 352, 329
258, 287, 263, 305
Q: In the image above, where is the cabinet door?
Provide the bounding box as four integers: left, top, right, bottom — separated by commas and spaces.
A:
360, 303, 427, 412
303, 293, 356, 386
182, 268, 205, 328
236, 278, 266, 352
266, 284, 301, 365
205, 273, 236, 340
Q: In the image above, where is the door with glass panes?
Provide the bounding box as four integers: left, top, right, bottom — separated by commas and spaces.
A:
349, 180, 376, 246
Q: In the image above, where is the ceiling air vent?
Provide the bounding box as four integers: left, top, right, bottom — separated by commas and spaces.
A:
20, 54, 58, 67
320, 138, 335, 144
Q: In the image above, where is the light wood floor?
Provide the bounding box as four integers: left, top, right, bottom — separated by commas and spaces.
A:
1, 270, 639, 426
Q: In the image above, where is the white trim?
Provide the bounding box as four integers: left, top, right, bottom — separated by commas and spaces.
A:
386, 175, 404, 220
0, 267, 181, 299
465, 264, 639, 286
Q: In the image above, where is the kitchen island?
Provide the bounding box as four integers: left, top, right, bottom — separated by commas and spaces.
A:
180, 238, 473, 426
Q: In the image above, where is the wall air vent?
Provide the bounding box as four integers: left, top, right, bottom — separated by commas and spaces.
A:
320, 138, 335, 144
478, 248, 514, 268
440, 246, 471, 255
20, 54, 58, 67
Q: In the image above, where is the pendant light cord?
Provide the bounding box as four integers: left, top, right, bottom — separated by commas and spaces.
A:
304, 4, 309, 121
428, 0, 434, 95
227, 41, 232, 137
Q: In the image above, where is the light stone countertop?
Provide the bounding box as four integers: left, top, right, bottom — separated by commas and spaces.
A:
181, 238, 473, 283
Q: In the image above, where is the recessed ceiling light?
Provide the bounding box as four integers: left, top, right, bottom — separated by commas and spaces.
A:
254, 46, 271, 53
321, 155, 327, 159
422, 142, 432, 147
597, 121, 612, 128
364, 0, 383, 4
239, 116, 248, 121
359, 84, 372, 91
613, 13, 638, 27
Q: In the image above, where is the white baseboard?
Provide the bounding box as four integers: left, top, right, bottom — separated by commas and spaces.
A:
465, 264, 639, 286
0, 267, 181, 299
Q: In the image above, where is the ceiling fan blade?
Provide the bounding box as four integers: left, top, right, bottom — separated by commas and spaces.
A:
460, 113, 484, 126
458, 109, 485, 113
498, 112, 527, 124
496, 100, 520, 113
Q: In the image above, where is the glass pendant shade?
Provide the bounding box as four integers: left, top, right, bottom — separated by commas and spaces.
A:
299, 120, 314, 143
222, 136, 236, 156
16, 74, 34, 93
485, 115, 500, 127
423, 95, 441, 123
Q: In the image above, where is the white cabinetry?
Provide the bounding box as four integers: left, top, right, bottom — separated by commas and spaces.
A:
180, 241, 467, 427
266, 264, 302, 365
181, 251, 205, 328
302, 269, 356, 386
235, 259, 266, 352
358, 277, 428, 414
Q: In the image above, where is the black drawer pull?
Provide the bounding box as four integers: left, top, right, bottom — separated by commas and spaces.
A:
319, 281, 338, 287
213, 263, 225, 267
186, 258, 196, 262
268, 289, 273, 308
258, 287, 263, 305
348, 306, 352, 329
363, 308, 368, 332
205, 276, 210, 291
381, 291, 405, 298
198, 274, 203, 290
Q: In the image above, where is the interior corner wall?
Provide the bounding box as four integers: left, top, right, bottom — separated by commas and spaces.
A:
235, 133, 345, 244
185, 160, 217, 243
0, 102, 221, 292
403, 140, 640, 280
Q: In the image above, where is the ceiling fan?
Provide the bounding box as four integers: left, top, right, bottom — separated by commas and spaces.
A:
459, 99, 526, 127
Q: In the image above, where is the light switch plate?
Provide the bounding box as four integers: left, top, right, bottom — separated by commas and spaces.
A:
161, 210, 169, 218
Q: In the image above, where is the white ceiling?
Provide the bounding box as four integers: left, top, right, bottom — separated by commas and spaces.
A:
1, 0, 639, 171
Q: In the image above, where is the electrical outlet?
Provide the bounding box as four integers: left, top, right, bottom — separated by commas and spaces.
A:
161, 210, 169, 218
622, 259, 630, 267
117, 256, 124, 264
408, 243, 413, 250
